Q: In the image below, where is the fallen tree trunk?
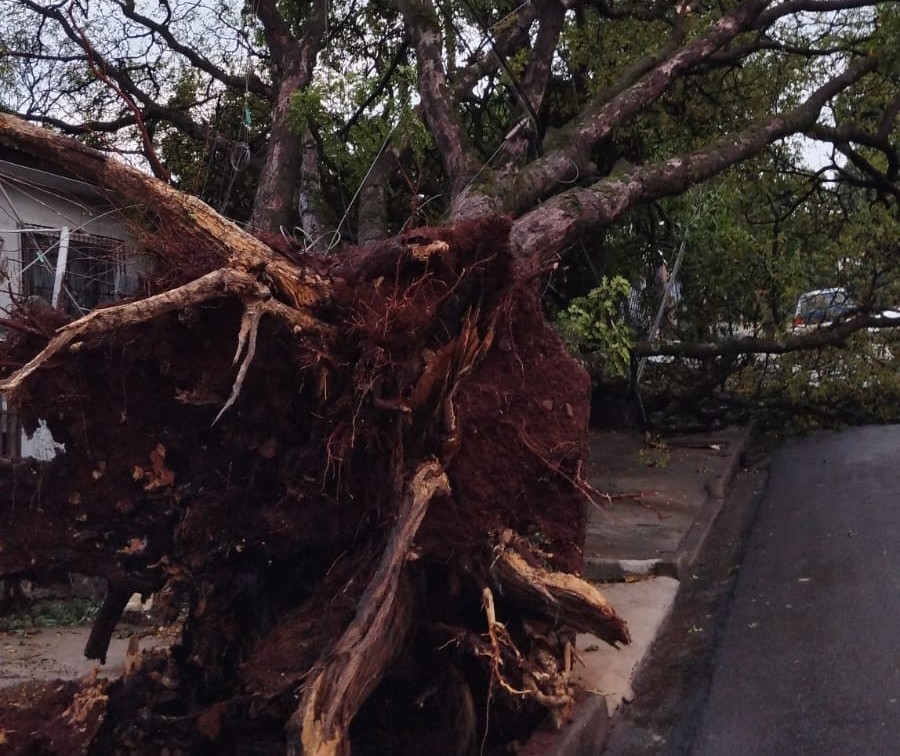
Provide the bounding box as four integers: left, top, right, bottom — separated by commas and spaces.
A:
0, 112, 330, 309
0, 113, 627, 755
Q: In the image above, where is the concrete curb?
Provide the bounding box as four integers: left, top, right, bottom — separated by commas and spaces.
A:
675, 426, 753, 579
582, 558, 674, 582
538, 425, 756, 756
582, 426, 753, 583
519, 694, 612, 756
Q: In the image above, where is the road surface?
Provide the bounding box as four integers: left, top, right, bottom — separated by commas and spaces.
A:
690, 425, 900, 756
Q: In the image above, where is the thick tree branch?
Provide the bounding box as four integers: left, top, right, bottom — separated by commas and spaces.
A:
357, 144, 399, 245
632, 314, 900, 359
453, 0, 773, 218
499, 0, 567, 164
878, 95, 900, 141
756, 0, 887, 28
255, 0, 297, 65
0, 112, 331, 309
0, 269, 243, 395
833, 145, 900, 200
509, 55, 879, 261
520, 1, 565, 113
451, 4, 539, 98
399, 0, 479, 192
249, 0, 329, 232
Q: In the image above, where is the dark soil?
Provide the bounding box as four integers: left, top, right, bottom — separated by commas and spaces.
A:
0, 217, 614, 754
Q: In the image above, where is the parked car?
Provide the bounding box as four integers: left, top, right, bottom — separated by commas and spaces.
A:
792, 287, 858, 332
792, 287, 900, 334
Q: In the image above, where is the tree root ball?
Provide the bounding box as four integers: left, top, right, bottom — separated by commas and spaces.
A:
0, 216, 627, 755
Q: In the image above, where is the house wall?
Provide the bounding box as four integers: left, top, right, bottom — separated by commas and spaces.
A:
0, 159, 141, 316
0, 158, 151, 460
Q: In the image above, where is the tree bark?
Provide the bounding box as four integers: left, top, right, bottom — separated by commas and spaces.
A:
250, 0, 328, 233
298, 129, 328, 252
398, 0, 478, 193
357, 144, 398, 245
507, 55, 878, 263
451, 0, 774, 221
632, 312, 900, 359
290, 462, 450, 756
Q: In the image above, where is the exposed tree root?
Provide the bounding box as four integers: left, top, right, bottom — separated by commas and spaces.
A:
291, 461, 450, 756
490, 530, 631, 647
0, 268, 329, 397
213, 299, 265, 424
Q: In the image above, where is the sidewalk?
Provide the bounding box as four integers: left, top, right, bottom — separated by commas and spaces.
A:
527, 425, 753, 756
584, 426, 751, 581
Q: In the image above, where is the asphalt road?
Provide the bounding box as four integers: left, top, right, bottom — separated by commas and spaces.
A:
689, 425, 900, 756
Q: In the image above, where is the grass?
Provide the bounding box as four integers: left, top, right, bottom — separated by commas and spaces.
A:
0, 597, 101, 631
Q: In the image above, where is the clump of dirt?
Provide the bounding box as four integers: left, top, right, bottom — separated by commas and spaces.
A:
0, 678, 108, 754
0, 217, 625, 754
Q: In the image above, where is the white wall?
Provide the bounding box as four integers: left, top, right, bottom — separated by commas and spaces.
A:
0, 158, 141, 316
0, 157, 149, 460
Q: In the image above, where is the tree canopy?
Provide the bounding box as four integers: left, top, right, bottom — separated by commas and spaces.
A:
2, 1, 897, 256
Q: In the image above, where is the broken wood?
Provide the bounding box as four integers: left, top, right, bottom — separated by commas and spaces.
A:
490, 531, 631, 647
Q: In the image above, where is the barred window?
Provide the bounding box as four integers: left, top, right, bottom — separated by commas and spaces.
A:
0, 395, 19, 458
20, 225, 134, 315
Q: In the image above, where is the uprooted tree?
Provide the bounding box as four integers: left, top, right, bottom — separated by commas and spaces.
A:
0, 113, 635, 754
1, 0, 899, 752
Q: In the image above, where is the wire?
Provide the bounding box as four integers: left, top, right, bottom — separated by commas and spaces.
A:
199, 95, 223, 203
216, 0, 259, 216
229, 142, 251, 172
459, 138, 509, 197
328, 122, 399, 253
457, 0, 540, 145
0, 172, 92, 229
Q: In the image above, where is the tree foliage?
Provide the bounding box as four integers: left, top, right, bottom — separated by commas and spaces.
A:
0, 1, 895, 242
556, 275, 634, 377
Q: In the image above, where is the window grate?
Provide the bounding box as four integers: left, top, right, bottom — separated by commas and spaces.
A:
19, 224, 133, 315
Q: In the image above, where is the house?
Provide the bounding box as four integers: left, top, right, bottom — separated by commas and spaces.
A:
0, 147, 149, 459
